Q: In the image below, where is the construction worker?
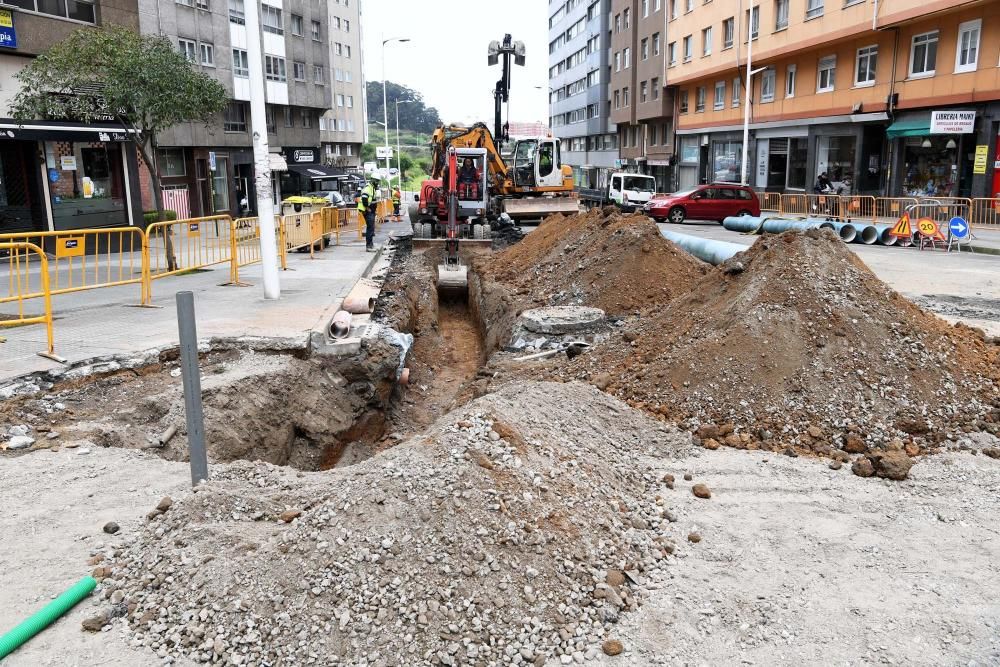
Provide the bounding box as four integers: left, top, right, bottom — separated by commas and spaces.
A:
359, 175, 379, 252
391, 186, 402, 221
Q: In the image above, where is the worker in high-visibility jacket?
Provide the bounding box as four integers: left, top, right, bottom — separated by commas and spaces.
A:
391, 186, 402, 221
358, 175, 379, 251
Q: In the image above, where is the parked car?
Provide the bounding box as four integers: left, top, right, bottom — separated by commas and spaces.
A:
644, 183, 760, 223
304, 190, 347, 207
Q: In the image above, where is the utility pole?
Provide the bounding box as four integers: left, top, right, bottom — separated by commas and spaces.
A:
246, 0, 280, 299
382, 37, 410, 181
396, 98, 414, 189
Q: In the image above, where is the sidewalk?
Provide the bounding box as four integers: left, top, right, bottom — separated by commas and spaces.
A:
0, 219, 406, 383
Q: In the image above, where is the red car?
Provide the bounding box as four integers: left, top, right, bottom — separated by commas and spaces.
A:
645, 183, 760, 223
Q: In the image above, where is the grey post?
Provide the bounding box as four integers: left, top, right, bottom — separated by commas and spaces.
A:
176, 291, 209, 486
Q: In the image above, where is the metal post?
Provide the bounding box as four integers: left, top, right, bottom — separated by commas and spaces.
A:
176, 291, 209, 486
740, 8, 754, 186
382, 43, 390, 178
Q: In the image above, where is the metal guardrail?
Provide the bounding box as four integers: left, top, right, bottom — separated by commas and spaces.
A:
145, 215, 234, 301
753, 193, 994, 227
0, 242, 60, 361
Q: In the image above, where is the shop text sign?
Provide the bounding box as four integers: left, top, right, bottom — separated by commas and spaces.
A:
0, 9, 16, 49
930, 110, 975, 134
974, 145, 989, 175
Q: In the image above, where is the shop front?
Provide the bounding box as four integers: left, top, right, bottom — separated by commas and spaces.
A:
887, 110, 977, 198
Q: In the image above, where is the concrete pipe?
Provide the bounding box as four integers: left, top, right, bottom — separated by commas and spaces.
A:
873, 224, 898, 246
818, 221, 857, 243
852, 223, 879, 245
398, 368, 410, 386
722, 216, 764, 233
328, 310, 352, 339
761, 219, 825, 234
342, 295, 375, 314
660, 229, 745, 265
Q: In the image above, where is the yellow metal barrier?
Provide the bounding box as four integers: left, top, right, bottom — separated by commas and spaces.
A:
0, 242, 60, 361
874, 197, 919, 223
969, 198, 1000, 227
280, 212, 324, 257
0, 227, 147, 304
758, 192, 781, 212
840, 195, 876, 223
145, 215, 234, 298
778, 193, 811, 217
230, 216, 287, 279
918, 197, 971, 225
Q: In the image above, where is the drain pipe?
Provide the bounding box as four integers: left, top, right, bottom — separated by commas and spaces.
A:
660, 229, 746, 265
329, 310, 352, 339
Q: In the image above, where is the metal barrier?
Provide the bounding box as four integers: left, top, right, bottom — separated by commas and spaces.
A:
146, 215, 235, 298
758, 192, 781, 212
280, 212, 324, 257
874, 197, 919, 223
840, 195, 876, 223
0, 242, 60, 361
915, 198, 971, 225
0, 226, 147, 304
969, 198, 1000, 227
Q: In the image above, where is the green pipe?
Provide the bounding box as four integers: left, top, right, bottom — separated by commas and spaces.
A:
0, 576, 97, 660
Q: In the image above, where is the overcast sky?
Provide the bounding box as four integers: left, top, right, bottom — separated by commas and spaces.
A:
361, 0, 549, 127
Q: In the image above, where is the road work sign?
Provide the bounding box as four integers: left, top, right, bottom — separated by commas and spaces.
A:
949, 216, 970, 239
889, 212, 912, 238
917, 218, 945, 241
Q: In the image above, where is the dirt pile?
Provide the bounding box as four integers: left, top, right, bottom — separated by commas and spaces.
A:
104, 382, 692, 666
476, 210, 707, 317
492, 230, 1000, 454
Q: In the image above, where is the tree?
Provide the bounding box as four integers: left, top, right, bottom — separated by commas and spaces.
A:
9, 25, 229, 245
360, 143, 377, 162
367, 81, 442, 133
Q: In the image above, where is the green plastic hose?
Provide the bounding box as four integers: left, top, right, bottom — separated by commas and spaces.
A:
0, 576, 98, 660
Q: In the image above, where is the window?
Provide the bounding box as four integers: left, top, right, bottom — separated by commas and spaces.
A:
301, 110, 312, 128
805, 0, 823, 20
910, 31, 938, 77
671, 0, 678, 19
614, 89, 620, 109
7, 0, 97, 22
223, 102, 247, 133
345, 70, 352, 82
312, 20, 322, 40
714, 81, 725, 110
159, 149, 186, 177
775, 0, 788, 30
346, 95, 353, 108
723, 17, 734, 49
623, 7, 630, 28
650, 124, 658, 146
228, 0, 245, 24
785, 64, 796, 97
652, 77, 660, 99
679, 90, 689, 113
702, 27, 712, 56
746, 5, 758, 40
641, 81, 648, 103
265, 55, 287, 82
232, 48, 249, 77
199, 43, 215, 67
345, 46, 351, 58
614, 13, 621, 32
293, 61, 306, 81
642, 0, 649, 17
334, 16, 341, 29
955, 20, 980, 73
178, 39, 197, 62
685, 0, 692, 11
641, 38, 649, 61
337, 94, 345, 107
695, 86, 705, 112
615, 51, 621, 71
817, 55, 836, 92
760, 68, 775, 102
623, 86, 630, 106
624, 47, 631, 68
855, 45, 877, 86
290, 14, 303, 36
668, 41, 677, 65
653, 33, 661, 55
336, 43, 342, 56
732, 77, 741, 106
335, 68, 343, 81
683, 35, 692, 61
314, 65, 325, 84
344, 19, 350, 32
284, 106, 293, 127
262, 4, 282, 34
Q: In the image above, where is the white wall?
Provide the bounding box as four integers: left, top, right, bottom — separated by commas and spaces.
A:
0, 55, 27, 117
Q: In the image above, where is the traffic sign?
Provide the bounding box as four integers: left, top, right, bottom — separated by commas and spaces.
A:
376, 146, 393, 159
889, 212, 912, 238
917, 217, 944, 240
949, 216, 970, 238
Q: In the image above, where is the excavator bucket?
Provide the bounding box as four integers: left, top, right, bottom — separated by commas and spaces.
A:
502, 196, 581, 220
436, 264, 468, 301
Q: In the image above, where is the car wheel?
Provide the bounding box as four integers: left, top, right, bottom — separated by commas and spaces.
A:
668, 207, 686, 224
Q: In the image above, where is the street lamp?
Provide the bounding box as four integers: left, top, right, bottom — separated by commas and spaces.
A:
740, 63, 768, 186
382, 36, 411, 179
395, 98, 415, 191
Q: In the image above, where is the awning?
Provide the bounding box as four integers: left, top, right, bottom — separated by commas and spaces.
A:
0, 120, 138, 142
886, 115, 931, 139
288, 163, 345, 180
268, 153, 288, 172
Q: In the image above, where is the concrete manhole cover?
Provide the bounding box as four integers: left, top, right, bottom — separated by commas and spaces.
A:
519, 306, 605, 335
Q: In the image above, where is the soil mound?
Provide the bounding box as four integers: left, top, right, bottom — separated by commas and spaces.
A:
535, 230, 999, 450
478, 210, 707, 315
107, 382, 692, 666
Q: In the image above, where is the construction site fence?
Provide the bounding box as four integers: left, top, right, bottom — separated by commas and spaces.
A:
0, 207, 351, 342
754, 193, 994, 227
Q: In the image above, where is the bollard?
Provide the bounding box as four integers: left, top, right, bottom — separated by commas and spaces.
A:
175, 291, 209, 486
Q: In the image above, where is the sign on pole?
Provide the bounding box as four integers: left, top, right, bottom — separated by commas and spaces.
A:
949, 216, 969, 239
376, 146, 393, 159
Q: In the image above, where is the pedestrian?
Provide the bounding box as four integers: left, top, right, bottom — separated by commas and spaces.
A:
391, 185, 402, 221
359, 175, 379, 252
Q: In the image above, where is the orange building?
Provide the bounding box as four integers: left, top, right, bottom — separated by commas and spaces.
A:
654, 0, 1000, 197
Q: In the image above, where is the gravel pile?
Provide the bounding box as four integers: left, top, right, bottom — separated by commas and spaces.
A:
105, 382, 692, 665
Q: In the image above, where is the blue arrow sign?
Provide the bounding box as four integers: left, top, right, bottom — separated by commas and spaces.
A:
949, 216, 969, 239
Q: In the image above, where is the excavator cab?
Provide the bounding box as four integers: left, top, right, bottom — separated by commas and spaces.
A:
511, 138, 564, 190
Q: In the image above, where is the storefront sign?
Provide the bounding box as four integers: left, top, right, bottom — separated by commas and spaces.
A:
930, 110, 975, 134
974, 145, 989, 174
0, 9, 17, 49
60, 156, 77, 171
293, 149, 315, 163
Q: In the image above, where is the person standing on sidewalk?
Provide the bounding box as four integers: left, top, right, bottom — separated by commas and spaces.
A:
359, 175, 379, 251
391, 186, 402, 221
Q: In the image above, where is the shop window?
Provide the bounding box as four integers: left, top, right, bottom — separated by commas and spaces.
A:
855, 46, 877, 87
712, 140, 742, 183
903, 136, 957, 197
955, 20, 981, 74
45, 141, 126, 229
159, 149, 186, 177
785, 65, 796, 98
817, 55, 836, 93
909, 31, 938, 78
714, 81, 725, 110
760, 68, 775, 102
816, 136, 855, 194
787, 138, 807, 190
211, 156, 230, 213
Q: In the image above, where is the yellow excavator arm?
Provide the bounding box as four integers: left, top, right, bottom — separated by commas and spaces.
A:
430, 123, 514, 191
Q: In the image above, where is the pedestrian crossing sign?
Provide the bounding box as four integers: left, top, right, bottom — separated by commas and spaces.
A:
889, 213, 912, 238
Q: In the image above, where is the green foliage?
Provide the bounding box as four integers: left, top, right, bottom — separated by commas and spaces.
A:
360, 143, 377, 161
367, 81, 442, 133
143, 210, 177, 225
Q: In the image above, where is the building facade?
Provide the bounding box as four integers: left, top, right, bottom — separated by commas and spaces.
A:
668, 0, 1000, 198
548, 0, 618, 191
0, 1, 145, 234
320, 0, 365, 168
610, 0, 674, 190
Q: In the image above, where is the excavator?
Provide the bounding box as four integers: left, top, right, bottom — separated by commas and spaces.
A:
410, 35, 579, 247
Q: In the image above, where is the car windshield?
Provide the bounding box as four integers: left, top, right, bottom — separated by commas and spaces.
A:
667, 188, 697, 198
305, 191, 330, 198
623, 176, 655, 193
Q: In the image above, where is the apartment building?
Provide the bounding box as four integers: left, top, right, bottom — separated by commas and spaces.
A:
138, 0, 337, 218
0, 1, 145, 234
548, 0, 618, 191
321, 0, 365, 168
669, 0, 1000, 198
610, 0, 674, 190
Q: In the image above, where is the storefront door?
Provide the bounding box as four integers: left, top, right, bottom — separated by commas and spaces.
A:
46, 141, 128, 230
